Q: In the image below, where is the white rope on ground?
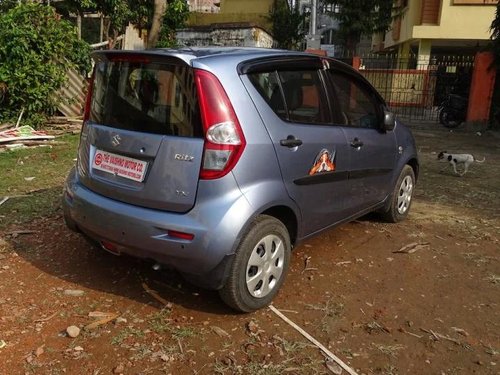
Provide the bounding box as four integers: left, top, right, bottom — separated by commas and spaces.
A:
269, 305, 359, 375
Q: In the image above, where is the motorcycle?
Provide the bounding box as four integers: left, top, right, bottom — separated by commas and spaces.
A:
438, 93, 468, 128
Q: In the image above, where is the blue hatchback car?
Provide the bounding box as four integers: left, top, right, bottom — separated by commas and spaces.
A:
63, 47, 419, 312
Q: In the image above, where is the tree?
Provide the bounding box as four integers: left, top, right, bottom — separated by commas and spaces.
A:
156, 0, 189, 48
148, 0, 167, 47
491, 1, 500, 67
269, 0, 306, 50
323, 0, 395, 54
0, 2, 91, 126
58, 0, 188, 48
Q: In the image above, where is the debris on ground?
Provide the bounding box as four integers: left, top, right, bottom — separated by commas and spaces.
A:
211, 326, 231, 338
393, 242, 430, 254
63, 289, 85, 297
6, 230, 37, 238
269, 305, 359, 375
451, 327, 470, 337
66, 326, 80, 338
44, 116, 82, 135
420, 328, 462, 345
34, 311, 58, 323
141, 282, 173, 307
0, 125, 54, 144
0, 117, 80, 151
85, 312, 120, 330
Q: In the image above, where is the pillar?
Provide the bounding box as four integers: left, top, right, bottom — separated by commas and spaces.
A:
397, 42, 412, 69
467, 52, 496, 123
417, 39, 432, 70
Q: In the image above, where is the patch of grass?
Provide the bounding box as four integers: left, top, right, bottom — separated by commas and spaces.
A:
364, 321, 390, 334
0, 187, 62, 230
485, 274, 500, 285
0, 134, 79, 230
111, 327, 145, 345
305, 297, 344, 319
462, 252, 495, 266
273, 335, 311, 354
170, 326, 197, 339
0, 134, 79, 195
305, 297, 344, 333
148, 308, 172, 334
373, 364, 399, 375
147, 308, 197, 340
130, 344, 153, 360
213, 359, 283, 375
372, 343, 405, 358
159, 343, 184, 357
214, 357, 322, 375
484, 345, 499, 356
23, 362, 41, 374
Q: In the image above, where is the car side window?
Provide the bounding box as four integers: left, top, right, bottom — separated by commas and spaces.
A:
248, 70, 330, 124
329, 72, 381, 129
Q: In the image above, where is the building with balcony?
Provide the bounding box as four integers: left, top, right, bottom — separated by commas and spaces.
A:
373, 0, 497, 60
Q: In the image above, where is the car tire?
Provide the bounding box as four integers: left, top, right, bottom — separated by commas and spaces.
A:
381, 165, 415, 223
219, 215, 291, 312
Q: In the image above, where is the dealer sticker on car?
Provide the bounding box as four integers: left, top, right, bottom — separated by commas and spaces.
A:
92, 149, 147, 182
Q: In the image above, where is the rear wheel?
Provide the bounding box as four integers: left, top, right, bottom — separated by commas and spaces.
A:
219, 215, 291, 312
439, 109, 462, 128
381, 165, 415, 223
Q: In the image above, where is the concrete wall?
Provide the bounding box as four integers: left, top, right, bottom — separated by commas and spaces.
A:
187, 12, 271, 30
219, 0, 273, 13
187, 0, 277, 31
177, 26, 274, 48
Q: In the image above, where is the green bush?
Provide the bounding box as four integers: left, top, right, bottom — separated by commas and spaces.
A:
156, 0, 190, 48
0, 3, 91, 127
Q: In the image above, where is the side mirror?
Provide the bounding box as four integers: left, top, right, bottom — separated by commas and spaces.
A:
383, 111, 396, 131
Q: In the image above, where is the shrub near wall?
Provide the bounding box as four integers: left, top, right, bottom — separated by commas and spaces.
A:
0, 3, 90, 127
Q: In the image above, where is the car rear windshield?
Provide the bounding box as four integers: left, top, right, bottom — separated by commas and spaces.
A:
89, 60, 202, 137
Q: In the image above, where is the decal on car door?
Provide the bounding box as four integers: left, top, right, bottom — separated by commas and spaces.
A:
309, 149, 336, 175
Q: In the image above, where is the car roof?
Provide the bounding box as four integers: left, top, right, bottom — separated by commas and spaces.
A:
91, 47, 387, 107
93, 47, 318, 65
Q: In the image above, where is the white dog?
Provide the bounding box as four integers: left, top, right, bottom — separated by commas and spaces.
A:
437, 151, 485, 176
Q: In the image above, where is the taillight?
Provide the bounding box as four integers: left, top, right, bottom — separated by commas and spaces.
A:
167, 230, 195, 241
82, 71, 95, 123
194, 69, 246, 180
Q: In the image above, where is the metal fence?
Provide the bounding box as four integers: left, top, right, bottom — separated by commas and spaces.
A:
335, 54, 475, 123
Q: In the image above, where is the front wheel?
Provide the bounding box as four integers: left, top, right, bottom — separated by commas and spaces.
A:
219, 215, 291, 312
381, 165, 415, 223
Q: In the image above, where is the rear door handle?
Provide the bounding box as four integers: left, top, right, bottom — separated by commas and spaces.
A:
350, 138, 364, 149
280, 135, 303, 148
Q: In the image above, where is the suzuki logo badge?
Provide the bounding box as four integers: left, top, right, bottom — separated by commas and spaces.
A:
111, 134, 121, 147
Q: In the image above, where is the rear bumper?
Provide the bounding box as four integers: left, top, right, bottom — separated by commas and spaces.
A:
62, 168, 252, 290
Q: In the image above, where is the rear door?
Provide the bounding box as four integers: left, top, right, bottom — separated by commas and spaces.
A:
77, 53, 204, 212
242, 61, 351, 235
326, 69, 397, 212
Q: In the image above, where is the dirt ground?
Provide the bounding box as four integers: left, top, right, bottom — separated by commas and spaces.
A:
0, 126, 499, 375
